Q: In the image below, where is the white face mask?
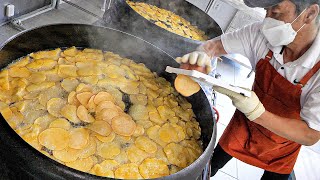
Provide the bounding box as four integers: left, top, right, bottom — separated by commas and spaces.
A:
261, 9, 307, 47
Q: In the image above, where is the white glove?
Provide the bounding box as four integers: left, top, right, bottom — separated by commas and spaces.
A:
175, 51, 213, 74
212, 86, 265, 121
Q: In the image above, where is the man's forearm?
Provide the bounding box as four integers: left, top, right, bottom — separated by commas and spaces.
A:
254, 111, 320, 146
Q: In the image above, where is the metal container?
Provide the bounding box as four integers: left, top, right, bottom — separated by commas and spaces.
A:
0, 24, 217, 180
102, 0, 222, 58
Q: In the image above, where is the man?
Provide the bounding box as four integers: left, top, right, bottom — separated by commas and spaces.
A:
175, 0, 320, 179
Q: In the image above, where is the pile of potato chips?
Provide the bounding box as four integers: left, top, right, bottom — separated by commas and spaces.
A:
127, 1, 208, 41
0, 47, 202, 179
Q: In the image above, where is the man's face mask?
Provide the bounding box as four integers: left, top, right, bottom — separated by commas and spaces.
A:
261, 9, 307, 47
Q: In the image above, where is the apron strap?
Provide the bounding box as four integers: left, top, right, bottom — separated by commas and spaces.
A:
298, 60, 320, 87
263, 50, 273, 61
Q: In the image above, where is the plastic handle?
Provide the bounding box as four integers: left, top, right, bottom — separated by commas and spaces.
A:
211, 106, 219, 123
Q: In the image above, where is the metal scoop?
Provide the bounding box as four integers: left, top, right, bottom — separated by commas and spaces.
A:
165, 66, 251, 97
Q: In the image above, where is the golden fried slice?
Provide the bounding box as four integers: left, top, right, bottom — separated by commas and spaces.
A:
149, 111, 166, 124
27, 59, 57, 71
75, 83, 92, 93
95, 131, 116, 143
38, 128, 70, 150
2, 107, 24, 129
146, 125, 167, 147
97, 142, 121, 159
76, 92, 93, 107
30, 48, 61, 60
63, 46, 78, 57
78, 137, 97, 158
77, 105, 95, 123
111, 115, 136, 136
114, 163, 143, 179
87, 120, 112, 136
90, 164, 115, 177
130, 94, 148, 106
9, 67, 31, 78
52, 147, 81, 163
67, 91, 80, 107
132, 124, 145, 137
164, 143, 189, 168
28, 73, 46, 84
96, 101, 116, 112
58, 65, 78, 77
26, 82, 55, 92
87, 95, 96, 112
9, 56, 30, 68
61, 78, 79, 92
138, 158, 170, 179
38, 85, 65, 106
49, 118, 71, 130
129, 104, 149, 121
66, 156, 94, 172
126, 145, 150, 164
79, 76, 99, 85
174, 74, 200, 97
69, 128, 89, 149
96, 108, 119, 124
34, 114, 56, 132
61, 104, 81, 123
159, 123, 185, 143
94, 92, 115, 105
47, 98, 66, 117
157, 105, 175, 121
135, 136, 157, 154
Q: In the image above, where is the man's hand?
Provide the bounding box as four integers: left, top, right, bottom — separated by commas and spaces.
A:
175, 51, 213, 74
213, 86, 265, 121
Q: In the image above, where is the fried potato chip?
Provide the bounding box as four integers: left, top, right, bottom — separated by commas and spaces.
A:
28, 73, 46, 84
90, 164, 115, 177
34, 114, 56, 132
97, 142, 121, 159
49, 118, 71, 130
78, 137, 97, 159
164, 143, 189, 168
9, 67, 31, 78
111, 115, 136, 136
26, 82, 55, 92
63, 46, 78, 57
47, 98, 66, 117
66, 156, 95, 172
75, 83, 92, 93
61, 104, 81, 123
30, 48, 61, 60
96, 101, 116, 112
135, 136, 157, 154
96, 108, 119, 124
159, 123, 185, 143
95, 131, 116, 143
129, 104, 149, 121
87, 120, 112, 136
58, 65, 78, 77
39, 128, 70, 150
61, 78, 79, 92
94, 92, 115, 105
138, 158, 169, 179
77, 105, 95, 123
174, 75, 200, 97
132, 124, 145, 137
67, 91, 80, 107
53, 147, 80, 163
87, 95, 96, 112
114, 163, 143, 179
76, 92, 93, 107
69, 128, 89, 149
27, 59, 57, 71
126, 145, 150, 164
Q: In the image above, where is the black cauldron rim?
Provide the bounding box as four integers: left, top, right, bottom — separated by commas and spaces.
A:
0, 23, 217, 180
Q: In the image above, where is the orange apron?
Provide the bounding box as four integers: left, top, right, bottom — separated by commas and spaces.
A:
219, 50, 320, 174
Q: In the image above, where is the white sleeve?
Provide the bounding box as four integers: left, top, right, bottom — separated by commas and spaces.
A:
220, 22, 269, 69
301, 87, 320, 132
